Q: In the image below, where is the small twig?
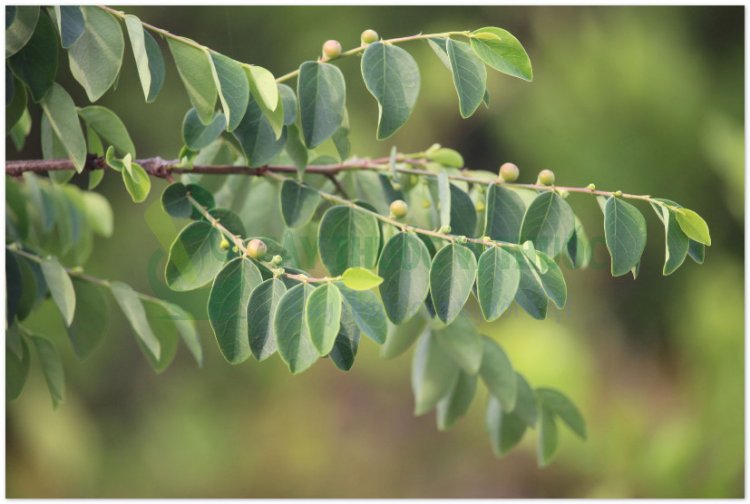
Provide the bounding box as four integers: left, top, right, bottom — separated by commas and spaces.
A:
325, 173, 350, 199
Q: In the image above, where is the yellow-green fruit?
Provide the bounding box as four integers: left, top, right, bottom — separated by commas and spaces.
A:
390, 199, 408, 218
587, 183, 596, 191
361, 29, 378, 44
246, 239, 268, 259
322, 39, 342, 59
219, 237, 230, 250
537, 169, 555, 185
499, 162, 520, 182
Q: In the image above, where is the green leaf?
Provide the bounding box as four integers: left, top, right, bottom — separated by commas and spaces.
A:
318, 205, 380, 276
412, 332, 460, 416
603, 196, 647, 277
446, 39, 487, 118
484, 184, 526, 242
164, 303, 203, 367
15, 255, 37, 321
78, 105, 136, 157
361, 42, 420, 139
275, 283, 318, 374
651, 200, 689, 276
476, 246, 520, 322
40, 256, 75, 326
182, 108, 226, 151
688, 240, 705, 264
245, 64, 279, 114
486, 396, 527, 456
247, 278, 287, 361
279, 83, 297, 126
210, 52, 249, 131
510, 249, 547, 319
449, 184, 478, 237
470, 27, 533, 81
380, 311, 428, 359
6, 76, 27, 133
332, 110, 351, 160
66, 277, 107, 358
564, 217, 592, 269
426, 147, 464, 168
280, 179, 321, 228
429, 243, 477, 324
9, 108, 32, 151
427, 171, 451, 229
55, 6, 84, 48
341, 267, 383, 291
122, 159, 151, 203
537, 405, 558, 467
232, 93, 287, 167
536, 252, 567, 309
338, 284, 387, 344
8, 11, 58, 102
165, 221, 226, 291
537, 388, 587, 440
433, 313, 483, 374
167, 37, 217, 124
513, 373, 538, 427
479, 335, 516, 411
124, 15, 164, 103
674, 208, 711, 246
306, 283, 343, 355
138, 300, 179, 372
110, 281, 161, 359
30, 334, 65, 408
437, 370, 477, 430
7, 335, 30, 400
329, 303, 360, 371
6, 6, 39, 57
68, 7, 124, 102
161, 183, 193, 218
297, 61, 346, 148
519, 191, 575, 257
378, 232, 431, 324
6, 254, 22, 325
40, 83, 86, 173
208, 257, 263, 364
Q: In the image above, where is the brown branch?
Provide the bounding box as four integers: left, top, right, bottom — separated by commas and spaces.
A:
4, 156, 389, 178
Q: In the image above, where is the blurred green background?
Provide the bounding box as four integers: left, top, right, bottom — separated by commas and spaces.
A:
7, 5, 744, 498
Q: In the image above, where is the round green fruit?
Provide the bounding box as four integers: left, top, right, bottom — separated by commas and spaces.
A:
390, 199, 408, 218
537, 169, 555, 186
499, 162, 519, 182
322, 39, 342, 59
246, 239, 268, 259
361, 29, 378, 44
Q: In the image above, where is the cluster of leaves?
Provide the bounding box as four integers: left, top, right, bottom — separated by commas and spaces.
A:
5, 5, 712, 465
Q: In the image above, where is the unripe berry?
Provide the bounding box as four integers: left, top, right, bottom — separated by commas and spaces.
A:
439, 225, 452, 234
246, 239, 268, 259
322, 39, 342, 59
614, 190, 623, 197
361, 29, 378, 45
422, 199, 431, 209
499, 162, 520, 182
219, 237, 230, 250
587, 183, 596, 191
271, 254, 283, 266
537, 169, 555, 186
390, 199, 408, 218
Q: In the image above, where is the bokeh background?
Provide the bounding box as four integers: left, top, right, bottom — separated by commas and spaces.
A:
6, 5, 744, 498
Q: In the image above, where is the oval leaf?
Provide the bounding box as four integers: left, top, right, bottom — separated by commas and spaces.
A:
361, 42, 420, 139
8, 10, 58, 102
40, 256, 75, 326
412, 331, 460, 416
124, 15, 165, 103
447, 38, 487, 118
78, 105, 136, 157
110, 281, 160, 359
297, 61, 346, 148
470, 27, 532, 81
247, 278, 287, 361
341, 267, 383, 291
165, 221, 226, 291
318, 205, 380, 276
479, 335, 516, 411
280, 179, 321, 228
167, 37, 217, 124
604, 196, 647, 277
378, 232, 431, 324
476, 246, 520, 321
40, 83, 86, 173
208, 257, 263, 364
338, 284, 387, 344
484, 184, 526, 242
182, 108, 226, 151
275, 283, 318, 374
519, 191, 575, 257
66, 277, 107, 358
6, 6, 39, 57
68, 7, 124, 102
437, 370, 477, 430
429, 243, 477, 324
210, 52, 250, 131
305, 283, 342, 355
232, 93, 287, 166
675, 208, 711, 246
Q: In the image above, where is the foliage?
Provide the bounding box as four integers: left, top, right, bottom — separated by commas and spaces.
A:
5, 5, 711, 468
